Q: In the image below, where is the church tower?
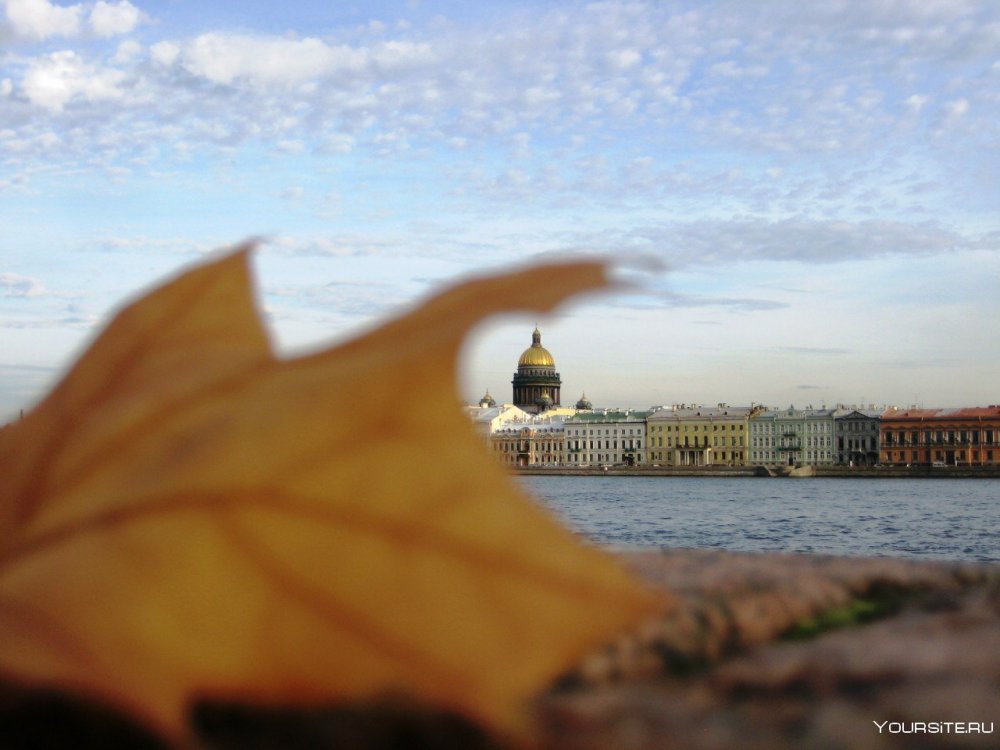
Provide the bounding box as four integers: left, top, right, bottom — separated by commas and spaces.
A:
512, 327, 562, 412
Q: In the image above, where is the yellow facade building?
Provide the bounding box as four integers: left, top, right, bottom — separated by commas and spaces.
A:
646, 404, 760, 466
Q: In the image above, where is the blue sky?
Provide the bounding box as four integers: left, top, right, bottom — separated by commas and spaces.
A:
2, 0, 999, 421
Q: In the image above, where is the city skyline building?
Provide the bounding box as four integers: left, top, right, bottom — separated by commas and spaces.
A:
647, 405, 759, 467
467, 328, 1000, 469
511, 328, 562, 413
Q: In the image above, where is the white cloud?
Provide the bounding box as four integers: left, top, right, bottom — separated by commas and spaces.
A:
607, 49, 641, 70
22, 50, 125, 111
181, 33, 365, 86
319, 133, 355, 154
567, 218, 967, 269
113, 38, 141, 63
88, 0, 141, 37
0, 78, 11, 96
149, 40, 179, 66
709, 60, 768, 79
0, 272, 45, 297
944, 98, 970, 118
0, 1, 996, 231
3, 0, 82, 40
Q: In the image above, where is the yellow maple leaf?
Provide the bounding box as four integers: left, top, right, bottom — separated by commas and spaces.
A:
0, 245, 661, 744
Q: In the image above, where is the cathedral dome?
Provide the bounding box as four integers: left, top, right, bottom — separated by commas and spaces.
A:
517, 327, 555, 368
512, 327, 561, 412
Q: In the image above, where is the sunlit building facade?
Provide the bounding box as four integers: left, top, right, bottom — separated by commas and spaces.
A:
880, 406, 1000, 466
563, 410, 648, 466
463, 399, 533, 443
491, 423, 565, 467
646, 404, 758, 466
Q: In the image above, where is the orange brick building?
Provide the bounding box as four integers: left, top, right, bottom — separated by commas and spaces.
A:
880, 406, 1000, 466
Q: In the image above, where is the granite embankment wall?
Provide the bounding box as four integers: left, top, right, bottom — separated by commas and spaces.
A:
537, 549, 1000, 750
515, 464, 1000, 478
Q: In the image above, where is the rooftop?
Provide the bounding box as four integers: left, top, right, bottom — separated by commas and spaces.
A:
565, 409, 649, 423
882, 406, 1000, 421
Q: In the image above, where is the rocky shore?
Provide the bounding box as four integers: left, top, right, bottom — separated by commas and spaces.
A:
538, 549, 999, 749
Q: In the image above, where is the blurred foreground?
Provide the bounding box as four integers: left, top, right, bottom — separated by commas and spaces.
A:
3, 549, 996, 749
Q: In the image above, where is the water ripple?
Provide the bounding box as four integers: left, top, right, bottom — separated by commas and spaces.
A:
520, 476, 1000, 562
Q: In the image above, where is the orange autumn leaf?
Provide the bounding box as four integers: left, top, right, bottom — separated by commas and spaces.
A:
0, 245, 660, 743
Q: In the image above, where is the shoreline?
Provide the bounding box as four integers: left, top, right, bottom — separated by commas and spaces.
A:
514, 464, 1000, 479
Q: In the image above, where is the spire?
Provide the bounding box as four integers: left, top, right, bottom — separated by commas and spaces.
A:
532, 327, 542, 346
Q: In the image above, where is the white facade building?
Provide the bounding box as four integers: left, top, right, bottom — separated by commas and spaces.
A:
463, 402, 534, 440
562, 410, 649, 466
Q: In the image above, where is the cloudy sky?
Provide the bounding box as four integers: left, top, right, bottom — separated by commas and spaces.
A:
2, 0, 998, 421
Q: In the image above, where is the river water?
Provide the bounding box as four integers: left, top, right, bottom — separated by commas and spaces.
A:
519, 476, 1000, 562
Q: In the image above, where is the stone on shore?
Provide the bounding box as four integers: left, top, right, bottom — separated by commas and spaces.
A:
1, 549, 996, 749
539, 549, 999, 749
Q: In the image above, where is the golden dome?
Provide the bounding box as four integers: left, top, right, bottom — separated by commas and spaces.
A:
518, 327, 555, 368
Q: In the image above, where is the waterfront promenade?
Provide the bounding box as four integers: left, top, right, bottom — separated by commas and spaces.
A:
515, 464, 1000, 479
